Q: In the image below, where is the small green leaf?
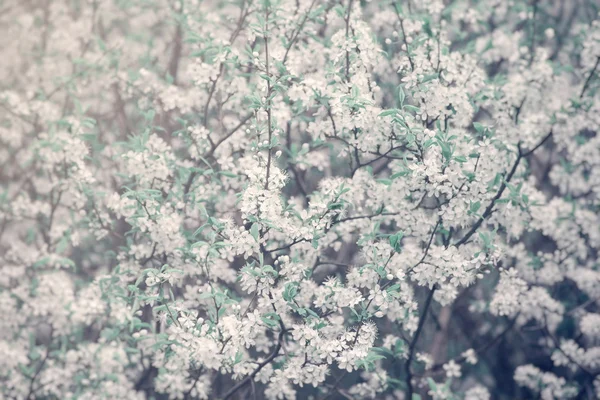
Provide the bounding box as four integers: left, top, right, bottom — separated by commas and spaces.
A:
379, 109, 398, 117
398, 86, 406, 106
250, 223, 260, 241
473, 122, 485, 133
389, 231, 404, 252
283, 282, 299, 302
219, 171, 237, 178
421, 73, 438, 83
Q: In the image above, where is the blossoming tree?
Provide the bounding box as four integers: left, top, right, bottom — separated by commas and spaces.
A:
1, 0, 600, 399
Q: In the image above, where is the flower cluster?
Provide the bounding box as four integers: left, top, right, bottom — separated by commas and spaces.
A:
1, 0, 600, 399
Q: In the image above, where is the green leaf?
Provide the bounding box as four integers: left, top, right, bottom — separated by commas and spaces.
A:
426, 378, 438, 391
311, 237, 319, 249
261, 312, 280, 328
283, 282, 299, 302
234, 351, 243, 364
387, 377, 406, 389
398, 86, 406, 106
250, 223, 260, 241
261, 265, 278, 277
32, 257, 51, 268
421, 73, 438, 83
386, 284, 401, 294
389, 231, 404, 252
29, 349, 41, 361
328, 202, 344, 210
473, 122, 486, 133
372, 346, 394, 358
219, 171, 237, 178
379, 109, 398, 117
56, 236, 69, 254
